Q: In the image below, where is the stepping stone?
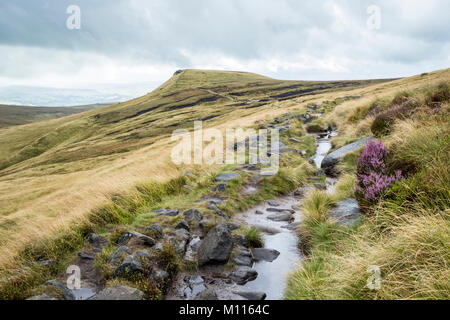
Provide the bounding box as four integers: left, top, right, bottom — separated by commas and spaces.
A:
229, 267, 258, 285
255, 210, 264, 215
266, 207, 295, 213
267, 212, 293, 222
251, 248, 280, 262
267, 200, 280, 207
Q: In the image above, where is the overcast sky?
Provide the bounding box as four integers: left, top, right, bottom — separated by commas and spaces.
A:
0, 0, 449, 105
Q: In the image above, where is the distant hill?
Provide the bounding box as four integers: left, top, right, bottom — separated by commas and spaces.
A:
0, 103, 115, 128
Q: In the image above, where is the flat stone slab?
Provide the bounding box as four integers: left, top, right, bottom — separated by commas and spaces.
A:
329, 198, 361, 226
321, 137, 373, 176
90, 286, 144, 300
251, 248, 280, 262
216, 172, 241, 181
267, 212, 293, 222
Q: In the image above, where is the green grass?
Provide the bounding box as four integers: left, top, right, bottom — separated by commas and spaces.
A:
243, 227, 264, 248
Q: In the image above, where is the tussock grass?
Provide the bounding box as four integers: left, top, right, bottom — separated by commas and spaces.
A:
244, 227, 264, 248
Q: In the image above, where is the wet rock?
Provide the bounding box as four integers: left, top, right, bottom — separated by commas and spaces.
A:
152, 208, 180, 216
281, 222, 301, 230
183, 209, 203, 223
86, 233, 100, 244
232, 248, 253, 267
44, 280, 75, 300
255, 210, 264, 215
211, 184, 227, 192
321, 136, 373, 176
144, 223, 164, 239
91, 286, 144, 300
117, 231, 156, 247
197, 223, 233, 267
175, 220, 190, 231
254, 225, 281, 235
78, 252, 94, 260
27, 294, 58, 300
233, 291, 267, 300
233, 234, 249, 248
266, 207, 295, 213
226, 222, 240, 231
215, 172, 241, 182
251, 248, 280, 262
108, 246, 131, 265
194, 287, 218, 300
267, 200, 280, 207
229, 267, 258, 285
267, 212, 293, 222
329, 198, 361, 226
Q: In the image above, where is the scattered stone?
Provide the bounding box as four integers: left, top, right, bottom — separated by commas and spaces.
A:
36, 259, 56, 267
229, 267, 258, 285
90, 286, 144, 300
149, 268, 170, 286
113, 250, 150, 278
255, 210, 264, 215
313, 183, 327, 190
215, 172, 241, 182
175, 220, 190, 231
86, 233, 100, 244
206, 203, 229, 219
152, 208, 180, 216
251, 248, 280, 262
108, 246, 131, 265
171, 228, 191, 255
194, 288, 218, 300
144, 223, 164, 239
321, 137, 373, 176
266, 207, 295, 213
267, 212, 293, 222
183, 209, 203, 223
232, 234, 249, 248
197, 223, 233, 267
211, 184, 226, 192
281, 222, 301, 230
226, 222, 240, 231
44, 280, 75, 300
117, 231, 156, 247
294, 188, 305, 197
232, 248, 253, 267
329, 198, 361, 226
267, 200, 280, 207
78, 252, 94, 260
254, 225, 281, 235
233, 291, 267, 300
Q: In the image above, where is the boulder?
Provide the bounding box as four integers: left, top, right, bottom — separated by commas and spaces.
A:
197, 223, 233, 267
229, 267, 258, 285
232, 234, 249, 248
183, 209, 203, 223
90, 286, 144, 300
321, 137, 373, 176
267, 200, 280, 207
175, 220, 190, 231
113, 251, 149, 278
144, 223, 164, 239
86, 233, 101, 244
232, 248, 253, 267
329, 198, 361, 226
251, 248, 280, 262
211, 184, 227, 192
108, 246, 131, 265
117, 231, 156, 247
267, 212, 293, 222
206, 203, 230, 219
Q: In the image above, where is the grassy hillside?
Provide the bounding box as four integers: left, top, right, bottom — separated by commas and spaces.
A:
0, 103, 112, 128
0, 68, 447, 294
285, 71, 450, 300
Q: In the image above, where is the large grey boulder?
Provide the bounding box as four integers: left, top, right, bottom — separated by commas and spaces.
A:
229, 267, 258, 285
321, 137, 373, 176
183, 209, 203, 222
90, 286, 144, 300
113, 250, 150, 278
197, 223, 233, 267
329, 198, 361, 226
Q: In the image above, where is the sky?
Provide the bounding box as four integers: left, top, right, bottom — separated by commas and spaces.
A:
0, 0, 449, 106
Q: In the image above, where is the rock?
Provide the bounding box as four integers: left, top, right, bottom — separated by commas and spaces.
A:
281, 222, 301, 230
206, 203, 229, 219
267, 212, 293, 222
171, 228, 191, 255
36, 259, 56, 267
251, 248, 280, 262
267, 200, 280, 207
27, 294, 58, 300
197, 223, 233, 267
117, 231, 156, 247
175, 220, 190, 231
329, 198, 361, 226
144, 223, 164, 239
78, 252, 94, 260
44, 280, 75, 300
294, 188, 306, 197
211, 184, 226, 192
313, 183, 327, 190
229, 267, 258, 285
233, 249, 253, 267
90, 286, 144, 300
233, 234, 249, 248
266, 207, 295, 213
194, 288, 218, 300
215, 172, 241, 182
321, 137, 373, 176
71, 288, 96, 300
233, 291, 267, 300
152, 208, 180, 216
255, 210, 264, 215
226, 222, 240, 231
86, 233, 100, 244
113, 253, 146, 278
183, 209, 203, 223
149, 268, 170, 286
108, 246, 131, 265
254, 225, 280, 235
